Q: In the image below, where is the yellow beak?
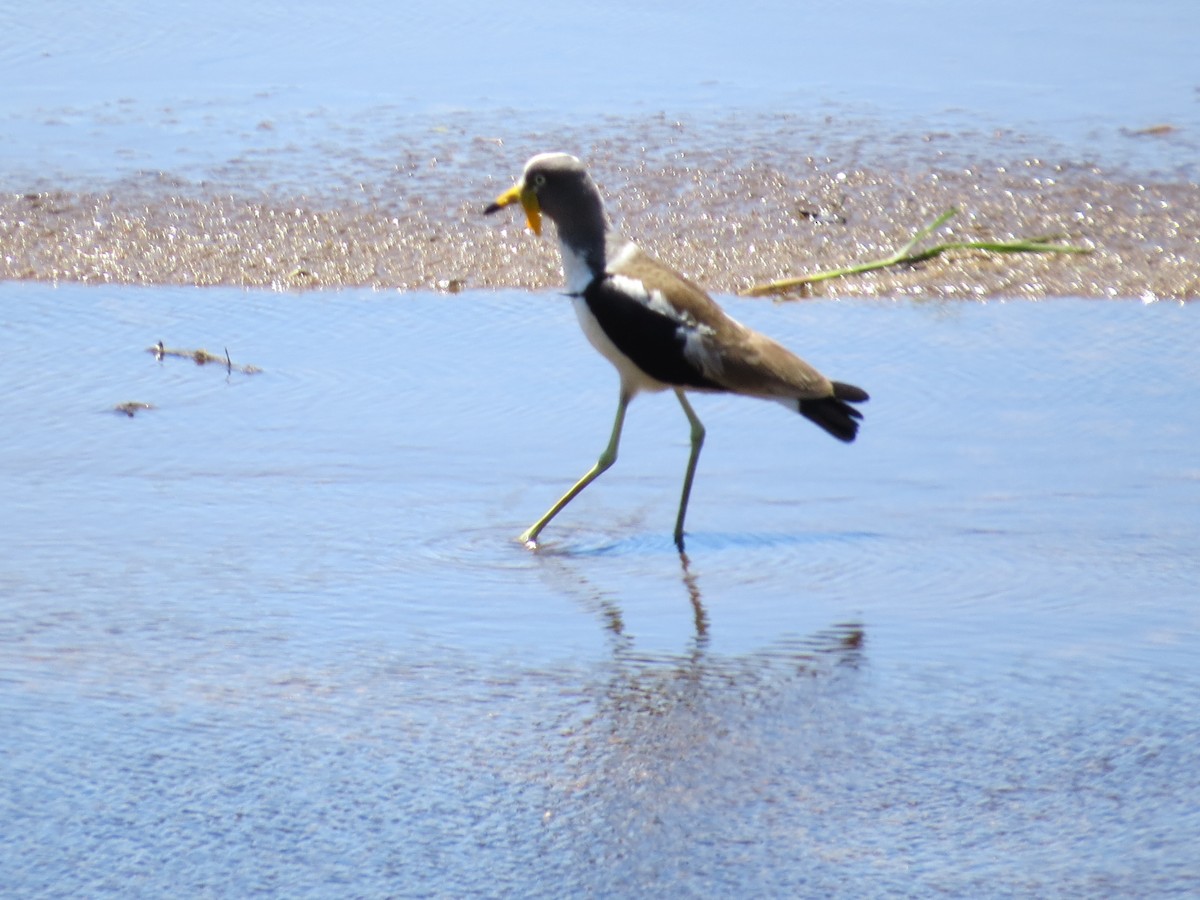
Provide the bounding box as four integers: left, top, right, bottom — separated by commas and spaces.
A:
485, 182, 542, 235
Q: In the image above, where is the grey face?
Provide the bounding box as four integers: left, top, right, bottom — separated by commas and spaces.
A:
522, 155, 600, 226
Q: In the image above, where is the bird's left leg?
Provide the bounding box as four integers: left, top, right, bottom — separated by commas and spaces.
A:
673, 389, 706, 550
519, 390, 630, 549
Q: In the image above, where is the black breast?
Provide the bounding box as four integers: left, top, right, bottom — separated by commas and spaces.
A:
582, 276, 723, 390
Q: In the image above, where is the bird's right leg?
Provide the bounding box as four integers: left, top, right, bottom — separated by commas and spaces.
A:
519, 391, 630, 549
672, 389, 706, 551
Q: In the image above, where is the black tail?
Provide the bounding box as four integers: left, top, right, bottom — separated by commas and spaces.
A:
798, 381, 869, 443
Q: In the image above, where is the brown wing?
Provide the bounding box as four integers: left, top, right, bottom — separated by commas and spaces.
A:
610, 247, 837, 400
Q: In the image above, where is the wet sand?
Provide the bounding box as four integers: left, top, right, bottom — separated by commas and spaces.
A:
3, 126, 1197, 300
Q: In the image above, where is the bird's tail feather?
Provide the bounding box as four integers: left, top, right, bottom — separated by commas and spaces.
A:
831, 381, 869, 403
798, 382, 869, 443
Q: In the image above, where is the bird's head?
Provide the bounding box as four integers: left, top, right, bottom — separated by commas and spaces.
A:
484, 153, 598, 237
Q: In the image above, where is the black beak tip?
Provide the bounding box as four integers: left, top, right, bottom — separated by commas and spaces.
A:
483, 202, 502, 216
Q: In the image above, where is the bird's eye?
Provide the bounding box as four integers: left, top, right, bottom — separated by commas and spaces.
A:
532, 173, 547, 188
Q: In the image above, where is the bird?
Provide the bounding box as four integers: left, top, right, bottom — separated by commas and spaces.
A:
485, 152, 868, 550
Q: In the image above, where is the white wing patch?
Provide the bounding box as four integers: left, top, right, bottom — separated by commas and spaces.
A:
679, 321, 724, 380
607, 275, 681, 321
606, 240, 641, 272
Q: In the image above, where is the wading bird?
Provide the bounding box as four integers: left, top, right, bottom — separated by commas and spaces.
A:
486, 153, 867, 550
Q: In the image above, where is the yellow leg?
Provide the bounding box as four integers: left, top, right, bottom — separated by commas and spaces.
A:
673, 390, 706, 550
519, 392, 630, 549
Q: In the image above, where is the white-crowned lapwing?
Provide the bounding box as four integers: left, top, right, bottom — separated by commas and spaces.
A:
486, 152, 867, 550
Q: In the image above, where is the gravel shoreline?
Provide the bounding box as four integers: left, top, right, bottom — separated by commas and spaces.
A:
3, 141, 1196, 300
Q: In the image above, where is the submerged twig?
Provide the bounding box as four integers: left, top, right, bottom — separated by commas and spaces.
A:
741, 207, 1091, 298
148, 341, 263, 374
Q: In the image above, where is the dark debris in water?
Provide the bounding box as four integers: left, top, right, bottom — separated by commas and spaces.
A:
1121, 123, 1178, 138
112, 401, 155, 418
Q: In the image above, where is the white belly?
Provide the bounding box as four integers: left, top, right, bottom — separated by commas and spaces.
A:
572, 296, 669, 396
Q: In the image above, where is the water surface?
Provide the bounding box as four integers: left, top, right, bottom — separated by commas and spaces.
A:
2, 284, 1198, 895
3, 0, 1198, 187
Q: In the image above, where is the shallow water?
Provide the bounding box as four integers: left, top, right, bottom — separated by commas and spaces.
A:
2, 283, 1198, 895
3, 0, 1199, 189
